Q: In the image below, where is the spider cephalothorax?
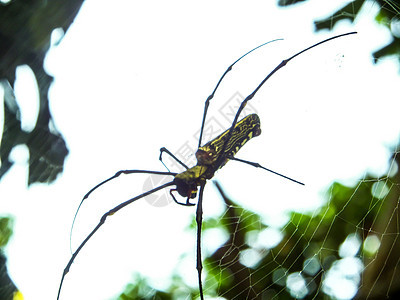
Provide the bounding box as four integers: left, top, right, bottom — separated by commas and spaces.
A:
171, 166, 206, 203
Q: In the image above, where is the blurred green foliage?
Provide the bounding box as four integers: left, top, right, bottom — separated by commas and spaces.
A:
0, 0, 85, 185
0, 217, 13, 248
1, 1, 399, 299
119, 149, 400, 299
0, 216, 19, 300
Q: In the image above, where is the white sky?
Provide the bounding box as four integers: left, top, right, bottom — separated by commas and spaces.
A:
1, 0, 400, 299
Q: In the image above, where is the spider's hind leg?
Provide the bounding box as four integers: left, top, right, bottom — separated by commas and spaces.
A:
197, 39, 282, 149
228, 156, 304, 185
220, 32, 357, 164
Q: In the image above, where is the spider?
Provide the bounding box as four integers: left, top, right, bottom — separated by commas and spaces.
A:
57, 31, 356, 300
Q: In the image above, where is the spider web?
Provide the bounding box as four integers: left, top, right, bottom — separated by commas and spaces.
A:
197, 152, 400, 300
120, 129, 400, 299
118, 148, 400, 300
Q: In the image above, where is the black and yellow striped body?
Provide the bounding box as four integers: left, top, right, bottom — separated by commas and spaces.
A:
196, 114, 261, 169
173, 114, 261, 199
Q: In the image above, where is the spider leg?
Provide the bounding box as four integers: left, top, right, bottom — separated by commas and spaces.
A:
228, 156, 304, 185
196, 181, 206, 300
216, 32, 357, 166
159, 147, 189, 171
70, 170, 177, 253
169, 189, 196, 206
198, 39, 282, 148
58, 180, 176, 300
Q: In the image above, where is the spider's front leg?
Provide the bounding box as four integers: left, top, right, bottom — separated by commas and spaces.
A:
196, 181, 206, 300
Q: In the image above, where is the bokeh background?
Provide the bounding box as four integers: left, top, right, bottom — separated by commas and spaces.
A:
1, 0, 400, 299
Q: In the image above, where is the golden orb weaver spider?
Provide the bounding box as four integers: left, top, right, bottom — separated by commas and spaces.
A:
57, 31, 356, 300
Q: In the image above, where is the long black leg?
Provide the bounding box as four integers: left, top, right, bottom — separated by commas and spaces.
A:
216, 32, 357, 167
196, 181, 206, 300
58, 180, 176, 300
70, 170, 177, 253
228, 156, 304, 185
198, 39, 282, 148
159, 147, 189, 171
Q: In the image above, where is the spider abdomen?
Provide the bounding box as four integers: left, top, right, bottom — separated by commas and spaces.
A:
196, 113, 261, 167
